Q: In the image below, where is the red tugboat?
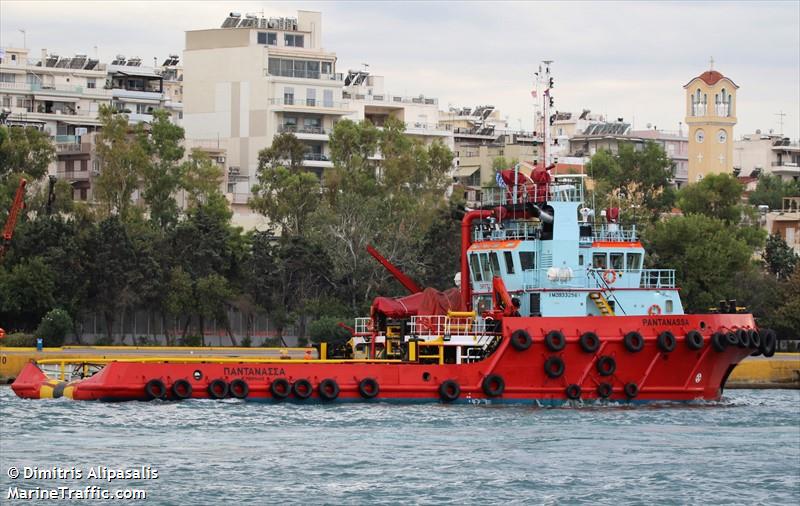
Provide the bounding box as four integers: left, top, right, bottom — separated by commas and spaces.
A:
11, 170, 776, 404
11, 63, 776, 404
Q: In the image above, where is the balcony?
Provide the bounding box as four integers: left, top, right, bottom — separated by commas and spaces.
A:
56, 170, 91, 182
403, 122, 453, 137
111, 88, 164, 101
301, 152, 334, 169
278, 124, 330, 141
267, 69, 343, 81
268, 98, 350, 115
343, 92, 438, 106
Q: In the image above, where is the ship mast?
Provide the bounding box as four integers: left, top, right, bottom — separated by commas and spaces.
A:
541, 60, 554, 168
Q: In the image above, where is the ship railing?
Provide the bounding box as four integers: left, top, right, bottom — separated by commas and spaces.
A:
354, 317, 374, 335
472, 220, 541, 242
409, 315, 488, 337
480, 181, 583, 208
640, 269, 676, 288
590, 224, 638, 242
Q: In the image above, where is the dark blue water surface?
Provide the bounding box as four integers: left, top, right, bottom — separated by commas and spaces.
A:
1, 387, 798, 505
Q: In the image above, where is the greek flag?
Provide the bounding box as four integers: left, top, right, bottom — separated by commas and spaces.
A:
496, 172, 506, 188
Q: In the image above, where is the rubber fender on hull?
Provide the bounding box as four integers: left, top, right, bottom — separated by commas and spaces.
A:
685, 330, 704, 350
544, 330, 566, 352
657, 331, 676, 353
145, 379, 167, 400
565, 384, 581, 400
544, 356, 565, 378
623, 331, 644, 352
357, 378, 380, 399
736, 329, 750, 348
749, 329, 762, 350
760, 329, 777, 357
293, 379, 313, 400
712, 332, 728, 352
439, 380, 460, 402
597, 382, 613, 399
595, 356, 616, 376
270, 378, 291, 400
510, 329, 533, 351
579, 331, 600, 353
172, 379, 192, 400
481, 374, 505, 397
318, 379, 340, 401
624, 383, 639, 399
229, 379, 249, 399
724, 332, 739, 347
208, 379, 228, 399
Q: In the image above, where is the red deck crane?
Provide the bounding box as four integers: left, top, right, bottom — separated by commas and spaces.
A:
1, 178, 27, 262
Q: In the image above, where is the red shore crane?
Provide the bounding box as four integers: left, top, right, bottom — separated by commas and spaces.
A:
0, 177, 27, 262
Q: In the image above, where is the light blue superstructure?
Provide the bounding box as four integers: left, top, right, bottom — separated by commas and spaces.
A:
467, 176, 683, 318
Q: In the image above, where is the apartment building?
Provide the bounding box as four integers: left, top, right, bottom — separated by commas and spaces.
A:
1, 46, 184, 201
439, 105, 539, 192
567, 122, 690, 187
734, 131, 799, 182
183, 11, 347, 214
342, 69, 453, 152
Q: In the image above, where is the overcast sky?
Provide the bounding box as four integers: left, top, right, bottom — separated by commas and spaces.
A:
2, 1, 798, 139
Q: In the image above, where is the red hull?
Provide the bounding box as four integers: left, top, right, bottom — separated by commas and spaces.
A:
12, 314, 757, 404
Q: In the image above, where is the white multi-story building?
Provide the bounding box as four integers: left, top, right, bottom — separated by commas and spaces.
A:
183, 11, 348, 213
734, 130, 799, 182
343, 69, 453, 152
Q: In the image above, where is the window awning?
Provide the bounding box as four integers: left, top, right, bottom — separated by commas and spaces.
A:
34, 94, 79, 102
56, 116, 102, 126
454, 166, 480, 178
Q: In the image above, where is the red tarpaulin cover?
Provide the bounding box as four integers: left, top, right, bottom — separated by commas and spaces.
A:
371, 287, 463, 319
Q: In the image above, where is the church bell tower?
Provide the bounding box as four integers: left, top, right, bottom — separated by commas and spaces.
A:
684, 58, 738, 183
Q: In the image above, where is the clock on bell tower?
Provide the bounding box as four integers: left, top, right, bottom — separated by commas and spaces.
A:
684, 58, 738, 182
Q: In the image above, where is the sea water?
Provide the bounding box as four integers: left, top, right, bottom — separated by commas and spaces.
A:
0, 387, 798, 505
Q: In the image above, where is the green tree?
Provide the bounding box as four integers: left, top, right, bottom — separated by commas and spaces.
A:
748, 173, 800, 210
644, 214, 757, 312
182, 149, 224, 207
763, 233, 799, 280
0, 125, 55, 180
250, 165, 320, 236
586, 141, 676, 223
257, 132, 307, 171
35, 308, 73, 347
771, 266, 800, 338
86, 216, 140, 342
138, 109, 185, 229
196, 273, 236, 346
0, 257, 56, 331
94, 106, 147, 219
328, 119, 379, 175
677, 173, 744, 223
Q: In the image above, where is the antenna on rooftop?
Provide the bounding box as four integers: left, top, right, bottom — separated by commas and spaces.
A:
775, 111, 786, 136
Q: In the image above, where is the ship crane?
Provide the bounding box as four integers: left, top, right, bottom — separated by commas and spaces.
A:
0, 177, 27, 262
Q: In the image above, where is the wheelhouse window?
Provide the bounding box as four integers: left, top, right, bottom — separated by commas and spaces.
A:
626, 252, 642, 270
489, 252, 501, 276
519, 251, 536, 271
479, 253, 493, 281
610, 252, 624, 270
469, 254, 482, 282
503, 251, 515, 274
592, 253, 607, 269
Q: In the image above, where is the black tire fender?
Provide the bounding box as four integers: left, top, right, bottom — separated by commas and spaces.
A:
357, 378, 380, 399
145, 379, 167, 400
481, 374, 505, 397
171, 379, 192, 400
579, 332, 600, 353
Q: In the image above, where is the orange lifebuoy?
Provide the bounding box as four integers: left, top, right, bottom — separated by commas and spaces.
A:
648, 304, 662, 316
602, 269, 617, 284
